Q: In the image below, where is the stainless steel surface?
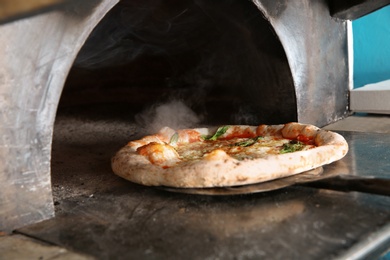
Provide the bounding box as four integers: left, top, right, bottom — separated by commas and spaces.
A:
15, 107, 390, 259
0, 0, 119, 232
334, 223, 390, 260
324, 114, 390, 134
254, 0, 350, 125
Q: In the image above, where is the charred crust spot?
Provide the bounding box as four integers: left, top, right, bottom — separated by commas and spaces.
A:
236, 176, 248, 182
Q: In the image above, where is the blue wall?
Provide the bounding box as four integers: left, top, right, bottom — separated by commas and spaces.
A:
353, 5, 390, 88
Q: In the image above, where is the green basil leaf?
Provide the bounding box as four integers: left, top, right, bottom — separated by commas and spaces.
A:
233, 136, 263, 147
202, 125, 230, 141
169, 132, 179, 145
280, 140, 305, 154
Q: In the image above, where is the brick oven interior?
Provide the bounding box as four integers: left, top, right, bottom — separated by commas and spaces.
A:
1, 0, 390, 259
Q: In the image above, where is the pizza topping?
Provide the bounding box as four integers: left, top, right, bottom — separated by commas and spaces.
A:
170, 135, 311, 163
127, 135, 165, 151
225, 125, 257, 139
204, 149, 230, 160
169, 132, 179, 145
296, 134, 314, 145
136, 142, 180, 168
232, 136, 263, 147
282, 123, 317, 145
202, 125, 230, 141
137, 131, 316, 166
280, 140, 305, 154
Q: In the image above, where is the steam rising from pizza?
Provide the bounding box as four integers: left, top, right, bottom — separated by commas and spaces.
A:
135, 100, 202, 134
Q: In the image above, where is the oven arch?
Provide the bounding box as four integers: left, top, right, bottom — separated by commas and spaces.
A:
0, 0, 119, 232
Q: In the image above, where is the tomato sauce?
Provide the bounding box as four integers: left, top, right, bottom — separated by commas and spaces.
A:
183, 130, 202, 143
296, 134, 314, 145
222, 127, 257, 140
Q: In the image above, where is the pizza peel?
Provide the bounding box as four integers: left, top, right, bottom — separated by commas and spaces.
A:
159, 168, 326, 195
158, 167, 390, 196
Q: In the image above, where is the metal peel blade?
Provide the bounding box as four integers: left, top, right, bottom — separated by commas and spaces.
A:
159, 167, 325, 195
299, 175, 390, 196
158, 167, 390, 196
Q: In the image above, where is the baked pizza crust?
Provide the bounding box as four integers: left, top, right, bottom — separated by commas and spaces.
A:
111, 122, 348, 188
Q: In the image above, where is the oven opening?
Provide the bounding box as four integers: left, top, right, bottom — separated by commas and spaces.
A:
60, 0, 296, 125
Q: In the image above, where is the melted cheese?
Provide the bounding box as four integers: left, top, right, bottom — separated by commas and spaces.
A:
134, 127, 316, 167
173, 136, 314, 162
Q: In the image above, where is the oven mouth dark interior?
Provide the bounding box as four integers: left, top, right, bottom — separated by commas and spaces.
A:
59, 0, 296, 128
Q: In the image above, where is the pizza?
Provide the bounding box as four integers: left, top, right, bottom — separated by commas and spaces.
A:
111, 122, 348, 188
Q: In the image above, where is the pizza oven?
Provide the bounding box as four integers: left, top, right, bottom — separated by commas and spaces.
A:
1, 0, 390, 259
